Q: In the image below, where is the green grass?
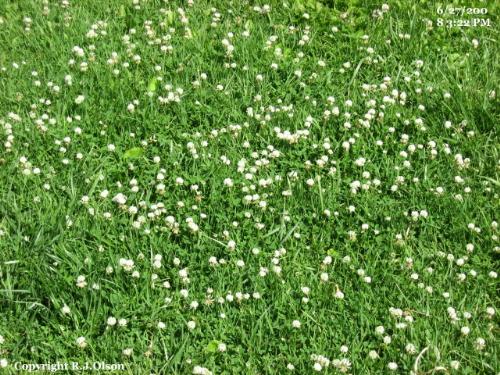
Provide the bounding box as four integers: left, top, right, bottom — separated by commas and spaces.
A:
0, 0, 498, 374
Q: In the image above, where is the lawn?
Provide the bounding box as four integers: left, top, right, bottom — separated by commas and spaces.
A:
0, 0, 498, 374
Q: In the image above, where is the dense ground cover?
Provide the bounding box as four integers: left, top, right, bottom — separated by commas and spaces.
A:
0, 0, 498, 373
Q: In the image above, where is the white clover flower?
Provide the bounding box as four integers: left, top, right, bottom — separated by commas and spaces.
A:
405, 343, 416, 354
354, 157, 366, 167
475, 337, 486, 350
74, 95, 85, 104
76, 275, 87, 288
76, 336, 87, 348
193, 366, 213, 375
187, 220, 199, 233
119, 258, 134, 271
118, 318, 128, 327
179, 268, 188, 278
387, 362, 398, 371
